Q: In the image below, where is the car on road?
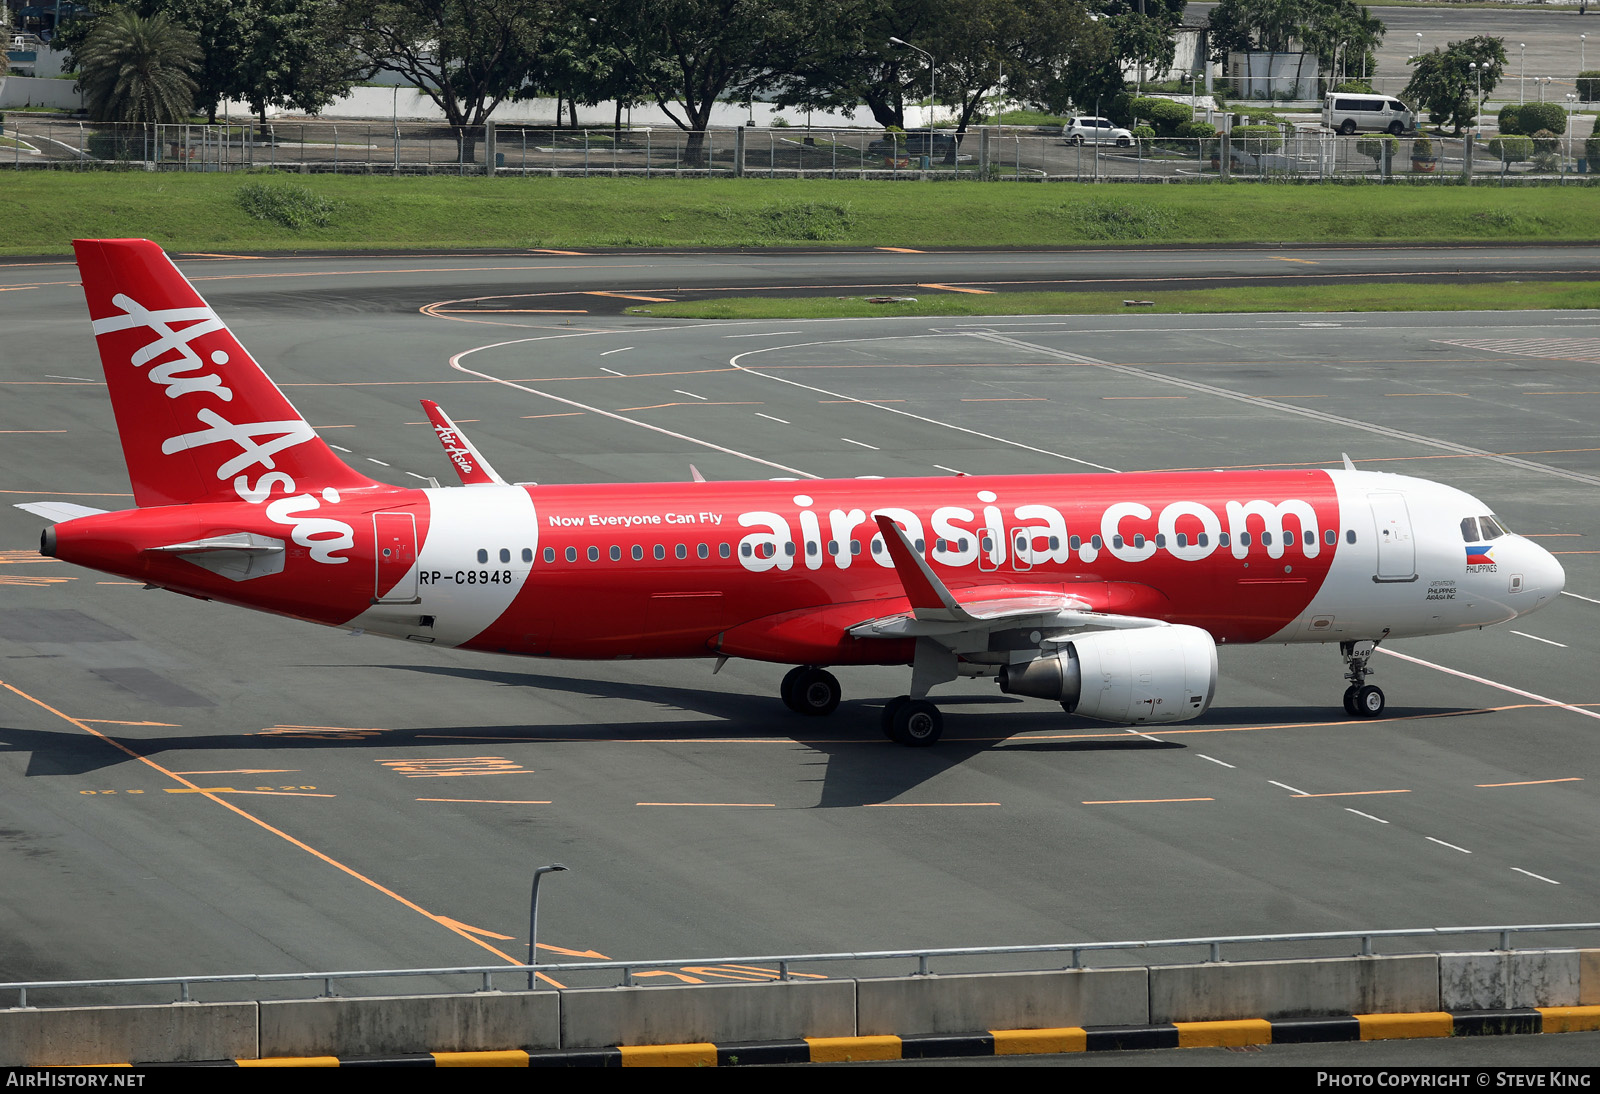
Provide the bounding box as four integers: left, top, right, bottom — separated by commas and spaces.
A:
1062, 117, 1133, 147
1323, 94, 1415, 135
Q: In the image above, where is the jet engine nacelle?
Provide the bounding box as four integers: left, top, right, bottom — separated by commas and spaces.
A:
998, 624, 1218, 724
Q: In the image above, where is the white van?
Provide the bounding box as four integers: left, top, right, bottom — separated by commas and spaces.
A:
1323, 94, 1414, 135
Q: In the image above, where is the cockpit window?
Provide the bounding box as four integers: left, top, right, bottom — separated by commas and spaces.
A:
1460, 517, 1480, 542
1479, 515, 1505, 540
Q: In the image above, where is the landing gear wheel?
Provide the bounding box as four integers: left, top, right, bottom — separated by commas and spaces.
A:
789, 668, 841, 716
881, 695, 909, 739
780, 666, 806, 712
1343, 686, 1361, 717
889, 699, 943, 747
1354, 685, 1386, 718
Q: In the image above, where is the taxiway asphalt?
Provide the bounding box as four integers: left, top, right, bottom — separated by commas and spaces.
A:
1, 248, 1596, 1010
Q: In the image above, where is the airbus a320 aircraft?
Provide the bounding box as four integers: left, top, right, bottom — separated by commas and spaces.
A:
19, 240, 1566, 746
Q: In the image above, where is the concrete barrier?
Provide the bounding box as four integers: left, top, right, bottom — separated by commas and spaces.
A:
560, 979, 855, 1050
1148, 955, 1438, 1023
1440, 950, 1580, 1010
855, 968, 1147, 1036
260, 991, 559, 1058
0, 1002, 255, 1066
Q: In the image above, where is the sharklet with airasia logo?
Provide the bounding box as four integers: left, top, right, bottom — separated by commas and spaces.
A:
16, 239, 1568, 746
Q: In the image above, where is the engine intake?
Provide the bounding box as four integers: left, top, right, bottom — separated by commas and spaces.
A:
998, 624, 1218, 724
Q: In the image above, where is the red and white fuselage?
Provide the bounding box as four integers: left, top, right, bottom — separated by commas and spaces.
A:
26, 240, 1565, 745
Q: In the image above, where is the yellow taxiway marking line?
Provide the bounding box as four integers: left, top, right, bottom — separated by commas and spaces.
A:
520, 412, 586, 419
0, 680, 556, 980
918, 283, 994, 294
527, 248, 589, 255
179, 252, 266, 259
637, 802, 777, 807
864, 802, 1000, 807
587, 291, 677, 303
418, 798, 553, 805
1291, 789, 1411, 798
435, 308, 590, 314
175, 769, 298, 775
0, 429, 67, 433
0, 489, 131, 496
614, 401, 761, 412
164, 787, 334, 798
876, 246, 925, 253
1477, 778, 1583, 787
80, 719, 181, 727
961, 397, 1045, 402
1271, 256, 1318, 264
1102, 395, 1187, 400
1082, 797, 1214, 805
0, 286, 39, 293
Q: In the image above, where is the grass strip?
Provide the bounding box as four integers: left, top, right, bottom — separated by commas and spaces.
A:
628, 281, 1600, 320
6, 174, 1600, 256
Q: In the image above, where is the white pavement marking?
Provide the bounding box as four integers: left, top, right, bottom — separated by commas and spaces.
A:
1377, 648, 1600, 722
329, 445, 352, 453
449, 338, 819, 479
726, 331, 803, 338
841, 437, 880, 450
1426, 836, 1472, 854
1346, 809, 1389, 824
729, 336, 1120, 472
756, 413, 790, 424
674, 390, 707, 400
600, 367, 627, 377
1561, 591, 1600, 606
600, 347, 633, 356
933, 465, 965, 475
367, 459, 390, 466
1511, 631, 1568, 648
1512, 867, 1561, 885
1270, 780, 1309, 795
1197, 754, 1236, 768
969, 330, 1600, 489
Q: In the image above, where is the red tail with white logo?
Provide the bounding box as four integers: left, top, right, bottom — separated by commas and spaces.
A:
73, 239, 376, 507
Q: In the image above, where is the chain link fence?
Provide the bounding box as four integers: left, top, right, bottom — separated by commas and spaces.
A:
4, 117, 1597, 183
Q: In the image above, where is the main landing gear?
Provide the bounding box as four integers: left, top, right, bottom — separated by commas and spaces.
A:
776, 666, 946, 746
1340, 637, 1387, 719
780, 666, 841, 716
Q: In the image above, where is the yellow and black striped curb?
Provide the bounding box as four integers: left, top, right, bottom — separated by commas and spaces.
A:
129, 1006, 1600, 1066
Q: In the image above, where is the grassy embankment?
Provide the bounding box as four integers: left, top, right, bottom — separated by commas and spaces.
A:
7, 172, 1600, 255
10, 173, 1600, 315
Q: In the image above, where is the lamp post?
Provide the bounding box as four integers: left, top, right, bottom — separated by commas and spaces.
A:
889, 37, 935, 131
528, 863, 568, 990
1584, 34, 1589, 75
1520, 43, 1526, 103
1469, 62, 1483, 132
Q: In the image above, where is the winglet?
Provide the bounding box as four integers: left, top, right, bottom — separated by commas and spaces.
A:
421, 400, 509, 486
1342, 452, 1356, 471
873, 513, 973, 622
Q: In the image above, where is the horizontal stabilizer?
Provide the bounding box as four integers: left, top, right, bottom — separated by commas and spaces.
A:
147, 531, 285, 582
421, 399, 509, 486
13, 501, 111, 523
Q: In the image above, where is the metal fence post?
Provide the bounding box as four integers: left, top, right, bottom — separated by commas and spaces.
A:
733, 126, 744, 177
485, 120, 495, 177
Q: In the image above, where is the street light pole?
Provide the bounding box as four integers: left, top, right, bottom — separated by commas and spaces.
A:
1520, 43, 1526, 103
889, 37, 935, 130
528, 863, 568, 990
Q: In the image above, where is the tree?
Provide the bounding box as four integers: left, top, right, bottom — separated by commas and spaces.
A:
1209, 0, 1384, 92
1402, 36, 1505, 136
75, 9, 200, 125
624, 0, 815, 159
351, 0, 554, 162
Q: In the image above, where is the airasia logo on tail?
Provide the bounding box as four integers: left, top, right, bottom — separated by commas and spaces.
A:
92, 292, 356, 564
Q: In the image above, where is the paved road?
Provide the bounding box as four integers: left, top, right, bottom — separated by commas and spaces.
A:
1, 249, 1597, 1061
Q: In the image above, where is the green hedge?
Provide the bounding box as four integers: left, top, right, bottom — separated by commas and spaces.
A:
1498, 102, 1567, 137
1580, 71, 1600, 103
1487, 135, 1533, 163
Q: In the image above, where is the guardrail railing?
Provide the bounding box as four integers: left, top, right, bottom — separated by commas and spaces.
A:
5, 922, 1599, 1008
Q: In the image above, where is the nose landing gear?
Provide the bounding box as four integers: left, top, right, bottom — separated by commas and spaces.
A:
1340, 634, 1389, 718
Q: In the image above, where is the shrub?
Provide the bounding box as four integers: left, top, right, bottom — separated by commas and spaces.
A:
1580, 71, 1600, 103
1131, 125, 1156, 140
1411, 137, 1435, 160
1497, 103, 1525, 135
1530, 128, 1562, 156
1517, 102, 1567, 137
1174, 120, 1216, 139
1331, 80, 1374, 94
1232, 124, 1281, 154
1486, 135, 1532, 163
1145, 98, 1193, 136
1355, 135, 1399, 165
235, 182, 341, 229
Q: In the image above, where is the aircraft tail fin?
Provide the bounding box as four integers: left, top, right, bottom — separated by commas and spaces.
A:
72, 239, 376, 508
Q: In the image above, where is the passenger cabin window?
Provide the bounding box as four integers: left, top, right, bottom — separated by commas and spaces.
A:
587, 546, 599, 562
678, 544, 691, 559
543, 547, 554, 563
1345, 530, 1357, 544
566, 547, 577, 562
522, 548, 533, 563
632, 545, 644, 561
655, 544, 667, 560
476, 549, 488, 563
610, 545, 621, 561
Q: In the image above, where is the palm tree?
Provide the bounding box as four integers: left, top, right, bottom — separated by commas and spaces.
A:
76, 11, 201, 126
